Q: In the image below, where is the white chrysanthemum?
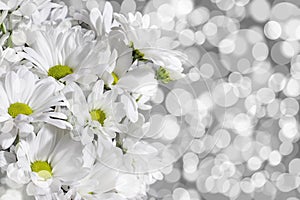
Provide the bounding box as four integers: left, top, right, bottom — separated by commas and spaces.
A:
20, 25, 116, 86
114, 12, 187, 83
68, 80, 126, 141
0, 67, 71, 149
6, 125, 89, 197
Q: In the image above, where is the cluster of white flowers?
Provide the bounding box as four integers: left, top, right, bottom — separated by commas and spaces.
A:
0, 0, 188, 199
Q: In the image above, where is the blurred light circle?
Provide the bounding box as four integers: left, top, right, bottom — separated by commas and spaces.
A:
205, 176, 215, 192
183, 152, 199, 166
237, 58, 251, 74
279, 142, 293, 156
264, 21, 282, 40
268, 73, 286, 92
280, 97, 299, 116
267, 99, 280, 118
219, 38, 235, 54
252, 42, 269, 61
165, 168, 181, 183
276, 173, 298, 192
188, 189, 200, 200
247, 156, 263, 171
199, 63, 214, 79
256, 88, 275, 104
233, 113, 252, 133
195, 31, 206, 45
259, 146, 272, 160
240, 178, 255, 193
268, 150, 282, 166
190, 139, 205, 154
227, 4, 246, 20
165, 88, 193, 116
281, 120, 297, 139
174, 0, 193, 16
215, 129, 231, 149
203, 22, 218, 37
179, 29, 195, 46
228, 72, 242, 84
157, 3, 175, 22
281, 41, 297, 58
271, 41, 291, 65
283, 18, 300, 41
278, 116, 296, 128
161, 115, 180, 140
284, 78, 300, 97
271, 2, 299, 21
249, 0, 270, 22
216, 0, 235, 11
188, 7, 210, 26
188, 68, 201, 82
289, 158, 300, 174
220, 161, 236, 177
252, 172, 267, 188
172, 188, 190, 200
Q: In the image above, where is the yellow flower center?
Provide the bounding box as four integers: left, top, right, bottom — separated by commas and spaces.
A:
48, 65, 73, 80
31, 161, 53, 180
90, 109, 106, 126
156, 66, 172, 83
111, 72, 119, 85
8, 102, 33, 118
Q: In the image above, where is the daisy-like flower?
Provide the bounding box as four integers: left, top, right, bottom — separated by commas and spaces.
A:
113, 12, 187, 83
68, 80, 126, 142
20, 25, 116, 86
0, 67, 71, 149
6, 125, 89, 197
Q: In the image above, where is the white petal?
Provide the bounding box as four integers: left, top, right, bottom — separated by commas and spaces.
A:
121, 94, 138, 123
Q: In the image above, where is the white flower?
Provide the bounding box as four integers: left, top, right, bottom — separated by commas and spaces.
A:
68, 80, 126, 141
6, 125, 89, 197
19, 25, 116, 86
0, 67, 71, 149
114, 12, 187, 80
